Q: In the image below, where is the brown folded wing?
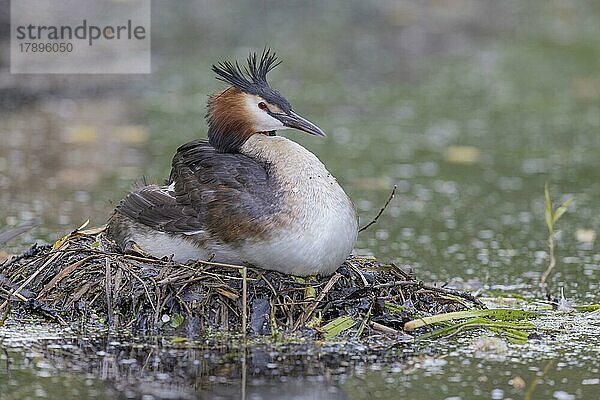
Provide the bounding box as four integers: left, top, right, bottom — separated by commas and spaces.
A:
115, 139, 279, 242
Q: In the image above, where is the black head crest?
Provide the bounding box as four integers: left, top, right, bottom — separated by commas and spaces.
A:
212, 48, 291, 112
213, 48, 281, 89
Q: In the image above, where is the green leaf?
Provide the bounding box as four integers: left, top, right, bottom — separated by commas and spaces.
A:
404, 308, 540, 331
416, 317, 536, 342
488, 326, 529, 345
544, 183, 554, 234
416, 317, 484, 340
170, 313, 185, 328
304, 285, 317, 301
573, 304, 600, 312
384, 301, 405, 315
553, 197, 574, 224
322, 315, 356, 338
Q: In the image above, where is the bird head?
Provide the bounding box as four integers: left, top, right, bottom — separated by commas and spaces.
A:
207, 48, 325, 153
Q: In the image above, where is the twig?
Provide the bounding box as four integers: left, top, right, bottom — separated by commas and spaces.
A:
372, 280, 421, 289
0, 249, 65, 312
348, 262, 369, 287
370, 321, 402, 335
373, 280, 485, 308
123, 254, 250, 273
259, 273, 278, 298
37, 255, 96, 299
174, 291, 193, 317
419, 282, 485, 307
1, 244, 50, 270
358, 185, 397, 233
119, 262, 156, 313
105, 259, 114, 330
196, 270, 257, 282
0, 278, 30, 302
242, 266, 247, 337
198, 259, 248, 271
390, 263, 413, 280
292, 272, 342, 332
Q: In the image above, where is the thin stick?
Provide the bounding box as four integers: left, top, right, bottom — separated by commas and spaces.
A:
370, 321, 402, 335
372, 280, 485, 307
0, 250, 63, 312
0, 278, 30, 302
348, 262, 369, 287
358, 185, 397, 233
292, 272, 342, 332
200, 259, 248, 271
123, 254, 248, 271
259, 273, 278, 298
540, 234, 556, 286
105, 259, 114, 330
115, 260, 157, 314
242, 266, 247, 338
123, 264, 157, 313
37, 255, 96, 299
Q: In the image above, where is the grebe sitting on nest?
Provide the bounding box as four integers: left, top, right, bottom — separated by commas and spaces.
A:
107, 49, 358, 276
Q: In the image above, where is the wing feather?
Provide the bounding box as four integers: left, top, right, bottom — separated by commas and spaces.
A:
169, 139, 277, 221
115, 139, 278, 239
115, 185, 203, 232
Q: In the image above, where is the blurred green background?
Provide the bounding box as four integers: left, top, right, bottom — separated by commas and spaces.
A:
1, 1, 599, 399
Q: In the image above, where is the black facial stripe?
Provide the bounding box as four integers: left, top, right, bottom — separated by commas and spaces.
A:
254, 88, 291, 113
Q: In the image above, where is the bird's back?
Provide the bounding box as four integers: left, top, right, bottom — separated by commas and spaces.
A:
108, 139, 281, 246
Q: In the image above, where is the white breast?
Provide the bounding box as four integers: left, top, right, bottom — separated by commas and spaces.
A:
239, 135, 359, 275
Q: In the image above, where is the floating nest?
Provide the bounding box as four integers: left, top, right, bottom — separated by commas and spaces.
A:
0, 225, 482, 338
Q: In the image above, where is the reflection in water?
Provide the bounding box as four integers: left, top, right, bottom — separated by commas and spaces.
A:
1, 313, 599, 400
1, 321, 385, 399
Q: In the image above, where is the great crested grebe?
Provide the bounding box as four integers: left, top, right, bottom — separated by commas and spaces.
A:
107, 49, 358, 276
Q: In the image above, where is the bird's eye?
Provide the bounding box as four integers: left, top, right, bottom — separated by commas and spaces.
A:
258, 102, 268, 110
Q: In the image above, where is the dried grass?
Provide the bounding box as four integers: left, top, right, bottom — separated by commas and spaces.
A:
0, 226, 482, 338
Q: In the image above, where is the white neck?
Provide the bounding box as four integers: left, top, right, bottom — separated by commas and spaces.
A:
240, 134, 331, 186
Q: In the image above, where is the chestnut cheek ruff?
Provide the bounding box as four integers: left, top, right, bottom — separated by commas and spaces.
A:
206, 88, 255, 153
